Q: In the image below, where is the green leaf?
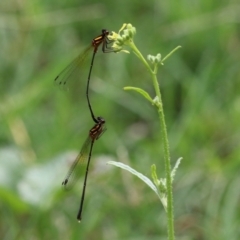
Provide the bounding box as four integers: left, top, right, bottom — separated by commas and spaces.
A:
171, 157, 182, 181
124, 86, 153, 104
107, 161, 167, 211
151, 164, 160, 187
107, 161, 158, 195
161, 46, 182, 63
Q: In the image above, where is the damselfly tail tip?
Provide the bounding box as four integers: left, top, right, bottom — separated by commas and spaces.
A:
77, 216, 82, 223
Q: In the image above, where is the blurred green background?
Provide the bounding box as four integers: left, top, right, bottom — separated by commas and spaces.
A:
0, 0, 240, 239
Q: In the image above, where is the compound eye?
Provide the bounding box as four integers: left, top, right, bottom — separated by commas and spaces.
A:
96, 116, 105, 123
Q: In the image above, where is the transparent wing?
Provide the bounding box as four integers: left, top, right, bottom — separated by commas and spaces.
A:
62, 136, 92, 190
54, 45, 92, 90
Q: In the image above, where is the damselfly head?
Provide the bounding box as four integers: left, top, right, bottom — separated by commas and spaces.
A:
96, 116, 105, 124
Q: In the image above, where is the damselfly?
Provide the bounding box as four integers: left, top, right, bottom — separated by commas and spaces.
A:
54, 30, 113, 123
62, 116, 106, 222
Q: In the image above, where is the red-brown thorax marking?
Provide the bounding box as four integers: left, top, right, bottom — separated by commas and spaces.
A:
91, 30, 109, 51
89, 123, 103, 140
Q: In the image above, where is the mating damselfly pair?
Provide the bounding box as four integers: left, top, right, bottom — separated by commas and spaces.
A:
55, 29, 115, 222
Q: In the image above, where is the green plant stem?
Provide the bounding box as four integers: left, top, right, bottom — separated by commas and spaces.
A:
152, 71, 174, 240
158, 102, 174, 240
129, 41, 175, 240
128, 41, 152, 73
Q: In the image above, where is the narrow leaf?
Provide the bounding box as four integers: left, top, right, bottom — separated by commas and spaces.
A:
107, 161, 159, 196
108, 161, 168, 211
171, 157, 182, 181
124, 86, 153, 104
